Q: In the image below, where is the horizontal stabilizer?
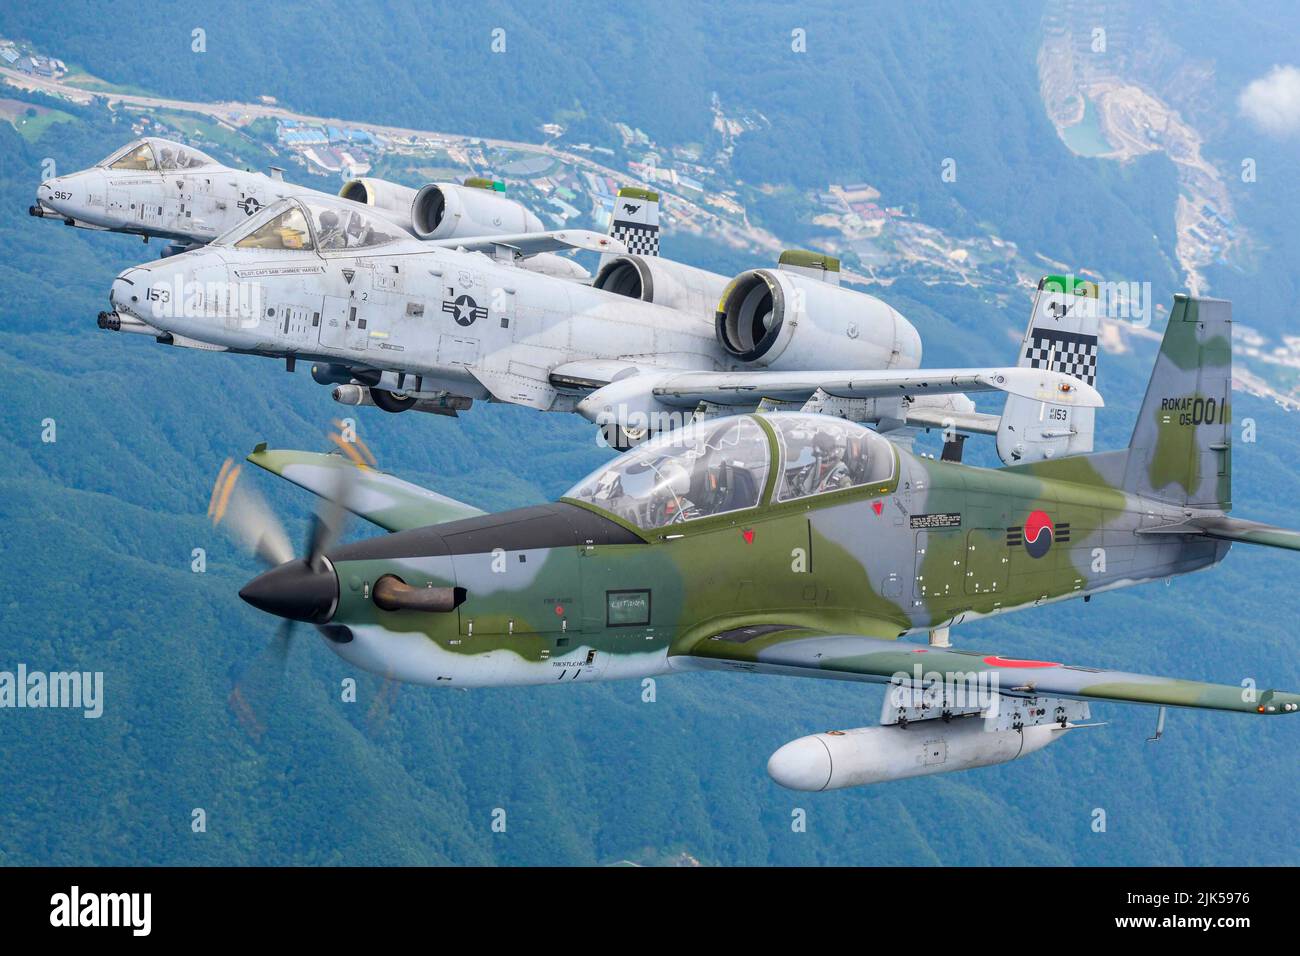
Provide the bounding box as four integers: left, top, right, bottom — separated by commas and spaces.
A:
904, 407, 1000, 436
671, 626, 1300, 715
246, 446, 484, 532
1141, 515, 1300, 552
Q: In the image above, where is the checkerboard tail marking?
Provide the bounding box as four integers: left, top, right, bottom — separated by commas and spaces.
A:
1024, 326, 1098, 386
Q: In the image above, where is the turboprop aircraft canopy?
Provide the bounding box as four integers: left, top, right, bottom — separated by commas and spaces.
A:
98, 137, 217, 171
768, 413, 896, 501
564, 413, 896, 530
214, 196, 402, 252
566, 416, 771, 529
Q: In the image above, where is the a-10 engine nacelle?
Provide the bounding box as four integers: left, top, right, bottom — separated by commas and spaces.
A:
767, 714, 1071, 791
339, 177, 543, 240
715, 267, 922, 372
593, 254, 732, 319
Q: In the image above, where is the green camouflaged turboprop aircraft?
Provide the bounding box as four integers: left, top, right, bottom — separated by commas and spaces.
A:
222, 294, 1299, 790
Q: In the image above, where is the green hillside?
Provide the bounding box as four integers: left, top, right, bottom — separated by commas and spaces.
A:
0, 3, 1296, 866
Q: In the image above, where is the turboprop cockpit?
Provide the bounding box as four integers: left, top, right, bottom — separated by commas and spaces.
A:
564, 413, 898, 531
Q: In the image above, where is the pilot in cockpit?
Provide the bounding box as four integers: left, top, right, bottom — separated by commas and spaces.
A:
788, 430, 853, 497
344, 210, 373, 247
315, 210, 345, 249
843, 433, 874, 485
591, 456, 697, 527
650, 459, 696, 525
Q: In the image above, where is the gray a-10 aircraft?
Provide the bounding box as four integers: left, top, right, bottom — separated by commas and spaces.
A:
30, 135, 587, 279
99, 191, 1101, 452
594, 188, 1103, 464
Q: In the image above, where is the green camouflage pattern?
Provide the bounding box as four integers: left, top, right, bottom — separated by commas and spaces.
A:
247, 445, 484, 532
244, 295, 1300, 717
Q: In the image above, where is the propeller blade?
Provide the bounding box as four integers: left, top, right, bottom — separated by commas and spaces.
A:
365, 671, 401, 737
305, 472, 348, 569
306, 433, 363, 569
224, 421, 376, 741
209, 458, 294, 568
229, 619, 296, 741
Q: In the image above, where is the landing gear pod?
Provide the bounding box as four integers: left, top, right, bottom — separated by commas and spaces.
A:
767, 716, 1069, 790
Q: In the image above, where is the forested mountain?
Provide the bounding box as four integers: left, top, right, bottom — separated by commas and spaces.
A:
0, 1, 1296, 866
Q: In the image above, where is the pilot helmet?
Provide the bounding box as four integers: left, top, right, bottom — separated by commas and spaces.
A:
813, 430, 842, 460
657, 459, 692, 499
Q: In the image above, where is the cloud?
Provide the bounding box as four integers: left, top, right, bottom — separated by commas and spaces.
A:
1238, 65, 1300, 137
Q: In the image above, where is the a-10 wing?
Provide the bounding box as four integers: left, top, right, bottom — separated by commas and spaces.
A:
565, 362, 1102, 428
648, 366, 1100, 407
671, 625, 1300, 716
423, 228, 626, 258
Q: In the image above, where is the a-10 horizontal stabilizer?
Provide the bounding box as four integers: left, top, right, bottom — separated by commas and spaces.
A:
246, 445, 484, 533
903, 406, 1000, 436
672, 626, 1300, 716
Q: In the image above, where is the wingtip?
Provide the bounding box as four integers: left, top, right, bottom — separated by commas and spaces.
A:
1256, 693, 1300, 715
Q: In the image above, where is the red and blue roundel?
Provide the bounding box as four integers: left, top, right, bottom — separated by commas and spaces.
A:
1024, 510, 1055, 559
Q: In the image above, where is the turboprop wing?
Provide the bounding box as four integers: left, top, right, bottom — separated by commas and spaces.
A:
672, 625, 1300, 716
245, 445, 484, 532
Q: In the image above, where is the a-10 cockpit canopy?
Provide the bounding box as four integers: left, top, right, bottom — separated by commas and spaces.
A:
563, 413, 898, 531
98, 137, 218, 172
211, 196, 404, 252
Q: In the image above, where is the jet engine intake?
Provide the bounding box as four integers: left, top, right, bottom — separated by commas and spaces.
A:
715, 268, 922, 372
593, 254, 730, 317
339, 178, 543, 241
338, 177, 418, 215
410, 182, 542, 240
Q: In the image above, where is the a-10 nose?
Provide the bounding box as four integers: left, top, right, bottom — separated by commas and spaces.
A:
109, 269, 145, 315
30, 180, 56, 218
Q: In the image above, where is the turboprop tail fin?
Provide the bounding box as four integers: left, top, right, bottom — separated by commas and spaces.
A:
1121, 294, 1232, 511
